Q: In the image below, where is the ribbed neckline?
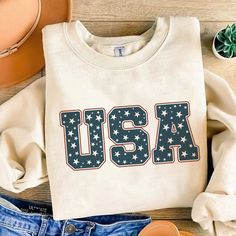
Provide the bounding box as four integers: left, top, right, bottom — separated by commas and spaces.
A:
63, 16, 171, 70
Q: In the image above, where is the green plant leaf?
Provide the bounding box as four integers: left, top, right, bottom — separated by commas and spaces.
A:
232, 44, 236, 52
228, 49, 234, 58
231, 23, 236, 33
225, 25, 232, 37
216, 43, 225, 51
214, 23, 236, 58
225, 50, 231, 58
223, 46, 230, 53
224, 38, 232, 46
216, 31, 226, 43
232, 34, 236, 41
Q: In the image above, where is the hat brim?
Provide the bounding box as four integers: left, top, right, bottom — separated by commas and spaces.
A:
0, 0, 72, 88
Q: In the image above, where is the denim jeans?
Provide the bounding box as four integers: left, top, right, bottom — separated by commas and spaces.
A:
0, 194, 151, 236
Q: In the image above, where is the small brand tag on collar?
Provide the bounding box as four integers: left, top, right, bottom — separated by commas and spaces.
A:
114, 46, 125, 57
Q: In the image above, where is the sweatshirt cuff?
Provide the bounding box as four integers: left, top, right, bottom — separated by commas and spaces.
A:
192, 192, 236, 236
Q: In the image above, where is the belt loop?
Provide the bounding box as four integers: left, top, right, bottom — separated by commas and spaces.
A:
38, 215, 49, 236
85, 222, 96, 236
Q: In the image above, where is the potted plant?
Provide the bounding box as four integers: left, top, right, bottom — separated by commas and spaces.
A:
212, 23, 236, 60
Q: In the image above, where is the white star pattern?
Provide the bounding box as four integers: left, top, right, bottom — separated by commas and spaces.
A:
86, 114, 92, 120
73, 159, 79, 165
69, 118, 75, 124
124, 110, 130, 116
111, 114, 117, 120
161, 110, 168, 116
96, 115, 102, 122
181, 151, 188, 157
92, 150, 98, 156
68, 131, 74, 136
153, 102, 199, 163
61, 110, 104, 169
159, 146, 165, 152
163, 124, 170, 131
113, 130, 119, 135
176, 112, 182, 118
108, 107, 148, 165
114, 151, 120, 157
138, 145, 144, 151
180, 136, 187, 143
167, 138, 174, 144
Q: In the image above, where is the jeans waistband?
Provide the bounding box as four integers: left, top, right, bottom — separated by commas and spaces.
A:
0, 194, 151, 236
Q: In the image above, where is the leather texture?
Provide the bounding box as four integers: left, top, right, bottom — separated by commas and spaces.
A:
0, 0, 72, 88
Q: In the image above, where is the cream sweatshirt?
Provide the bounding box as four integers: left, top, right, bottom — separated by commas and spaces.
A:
0, 16, 235, 236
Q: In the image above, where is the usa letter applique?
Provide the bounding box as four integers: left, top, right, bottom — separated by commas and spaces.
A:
108, 106, 150, 166
152, 102, 199, 164
60, 109, 106, 170
60, 101, 200, 171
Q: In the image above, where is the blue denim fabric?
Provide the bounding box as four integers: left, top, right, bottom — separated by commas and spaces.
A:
0, 194, 151, 236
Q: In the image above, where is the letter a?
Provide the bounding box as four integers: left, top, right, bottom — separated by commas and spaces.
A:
153, 102, 199, 164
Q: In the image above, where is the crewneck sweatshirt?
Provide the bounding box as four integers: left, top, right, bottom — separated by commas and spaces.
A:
0, 16, 236, 236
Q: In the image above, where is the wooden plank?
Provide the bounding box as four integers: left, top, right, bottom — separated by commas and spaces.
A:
0, 183, 51, 202
72, 0, 236, 22
138, 208, 191, 220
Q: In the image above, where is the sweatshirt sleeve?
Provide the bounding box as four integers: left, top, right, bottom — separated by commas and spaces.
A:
0, 76, 48, 193
191, 69, 236, 236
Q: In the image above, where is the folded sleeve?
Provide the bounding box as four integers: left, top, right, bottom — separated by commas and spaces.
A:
191, 69, 236, 236
0, 77, 48, 193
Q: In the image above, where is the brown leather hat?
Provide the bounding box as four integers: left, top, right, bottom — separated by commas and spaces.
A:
0, 0, 72, 88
